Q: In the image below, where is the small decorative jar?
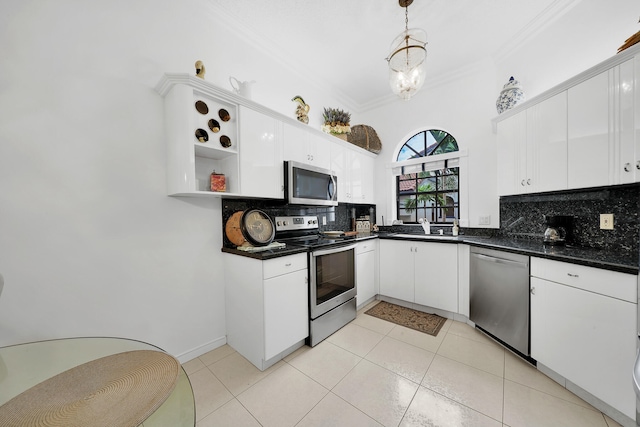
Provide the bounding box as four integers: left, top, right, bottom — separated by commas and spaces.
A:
496, 76, 525, 114
210, 171, 226, 192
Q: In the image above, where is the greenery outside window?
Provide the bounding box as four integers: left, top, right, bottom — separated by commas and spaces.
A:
396, 130, 459, 224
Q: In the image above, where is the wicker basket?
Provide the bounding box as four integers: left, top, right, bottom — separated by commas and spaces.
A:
347, 124, 382, 154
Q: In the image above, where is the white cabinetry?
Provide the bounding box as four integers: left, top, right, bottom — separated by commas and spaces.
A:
495, 45, 640, 194
238, 107, 284, 199
567, 71, 611, 188
283, 122, 331, 169
356, 239, 377, 308
224, 253, 308, 370
568, 58, 638, 188
380, 240, 415, 302
379, 240, 458, 313
331, 143, 375, 203
530, 258, 636, 419
496, 92, 567, 196
157, 78, 240, 196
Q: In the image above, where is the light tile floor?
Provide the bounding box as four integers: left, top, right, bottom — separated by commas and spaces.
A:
182, 301, 624, 427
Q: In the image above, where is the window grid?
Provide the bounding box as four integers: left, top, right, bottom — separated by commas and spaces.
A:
396, 130, 459, 225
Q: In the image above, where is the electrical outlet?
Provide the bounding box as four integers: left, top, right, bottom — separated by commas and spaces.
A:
322, 216, 327, 226
600, 213, 614, 230
478, 215, 491, 225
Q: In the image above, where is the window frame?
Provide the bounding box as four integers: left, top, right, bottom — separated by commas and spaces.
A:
394, 129, 460, 225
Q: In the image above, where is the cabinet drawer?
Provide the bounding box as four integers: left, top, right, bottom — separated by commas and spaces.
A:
263, 253, 307, 279
531, 257, 636, 303
357, 240, 376, 255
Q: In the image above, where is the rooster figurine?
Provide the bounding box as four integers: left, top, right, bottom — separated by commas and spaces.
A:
292, 96, 310, 124
195, 60, 206, 79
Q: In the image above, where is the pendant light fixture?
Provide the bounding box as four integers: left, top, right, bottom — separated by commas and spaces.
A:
386, 0, 427, 100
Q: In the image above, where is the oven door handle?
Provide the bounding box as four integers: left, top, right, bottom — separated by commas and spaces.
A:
311, 243, 357, 257
633, 343, 640, 398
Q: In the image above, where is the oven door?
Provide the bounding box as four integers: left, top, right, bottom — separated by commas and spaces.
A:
310, 243, 357, 319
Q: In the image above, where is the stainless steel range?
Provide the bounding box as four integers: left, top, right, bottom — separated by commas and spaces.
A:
276, 216, 357, 346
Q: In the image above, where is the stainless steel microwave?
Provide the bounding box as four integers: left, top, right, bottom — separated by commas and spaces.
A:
285, 160, 338, 206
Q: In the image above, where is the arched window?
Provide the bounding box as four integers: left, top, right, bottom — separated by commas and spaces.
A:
396, 129, 459, 224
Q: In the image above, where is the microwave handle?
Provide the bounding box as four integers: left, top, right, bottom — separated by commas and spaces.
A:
328, 174, 337, 201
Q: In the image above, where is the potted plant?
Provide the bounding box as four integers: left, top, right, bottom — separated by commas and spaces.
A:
321, 107, 351, 140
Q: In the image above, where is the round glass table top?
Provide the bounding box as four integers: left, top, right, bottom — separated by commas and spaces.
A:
0, 337, 195, 426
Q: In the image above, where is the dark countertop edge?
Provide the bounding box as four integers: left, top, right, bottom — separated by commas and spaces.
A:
220, 234, 379, 260
222, 234, 639, 274
221, 246, 308, 260
379, 234, 638, 275
462, 239, 638, 275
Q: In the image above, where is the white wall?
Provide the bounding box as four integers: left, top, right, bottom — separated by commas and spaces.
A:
363, 60, 499, 228
1, 0, 636, 359
365, 0, 638, 229
0, 0, 346, 360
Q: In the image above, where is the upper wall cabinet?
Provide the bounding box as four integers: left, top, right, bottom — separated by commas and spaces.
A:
494, 43, 640, 195
283, 123, 331, 170
568, 58, 636, 188
157, 77, 240, 196
496, 92, 567, 196
156, 74, 376, 199
238, 106, 284, 199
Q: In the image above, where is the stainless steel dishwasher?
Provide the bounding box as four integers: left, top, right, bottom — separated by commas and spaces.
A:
469, 247, 530, 356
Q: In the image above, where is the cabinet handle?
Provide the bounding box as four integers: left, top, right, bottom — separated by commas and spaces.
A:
567, 273, 579, 278
530, 287, 536, 295
624, 163, 631, 172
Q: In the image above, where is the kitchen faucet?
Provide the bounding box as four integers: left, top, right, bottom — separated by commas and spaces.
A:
418, 218, 431, 235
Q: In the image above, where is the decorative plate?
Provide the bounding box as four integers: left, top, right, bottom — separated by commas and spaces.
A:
225, 211, 246, 246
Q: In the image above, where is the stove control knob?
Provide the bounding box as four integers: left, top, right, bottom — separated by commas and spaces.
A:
309, 219, 316, 224
283, 221, 288, 226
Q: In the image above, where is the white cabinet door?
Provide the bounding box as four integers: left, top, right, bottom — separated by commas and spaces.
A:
238, 107, 284, 199
497, 93, 567, 196
527, 92, 568, 193
283, 123, 330, 169
263, 269, 308, 360
414, 242, 458, 312
616, 58, 637, 184
330, 143, 350, 203
496, 111, 525, 196
379, 240, 414, 302
357, 249, 376, 306
307, 133, 331, 170
358, 153, 375, 204
568, 71, 611, 189
530, 277, 636, 419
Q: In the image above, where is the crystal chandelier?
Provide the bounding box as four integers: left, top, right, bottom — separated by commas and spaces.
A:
386, 0, 427, 100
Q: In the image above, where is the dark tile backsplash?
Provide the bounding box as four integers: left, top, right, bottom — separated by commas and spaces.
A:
221, 198, 376, 248
498, 184, 640, 255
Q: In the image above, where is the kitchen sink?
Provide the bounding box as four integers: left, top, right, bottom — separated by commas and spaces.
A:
392, 233, 460, 240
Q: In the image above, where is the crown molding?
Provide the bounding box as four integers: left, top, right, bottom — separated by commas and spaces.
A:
492, 0, 582, 64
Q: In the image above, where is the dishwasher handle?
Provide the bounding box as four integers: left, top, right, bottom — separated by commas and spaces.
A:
471, 252, 529, 269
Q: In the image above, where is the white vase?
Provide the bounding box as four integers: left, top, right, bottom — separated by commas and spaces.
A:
496, 76, 525, 114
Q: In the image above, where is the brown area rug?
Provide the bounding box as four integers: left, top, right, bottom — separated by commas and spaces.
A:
365, 301, 446, 337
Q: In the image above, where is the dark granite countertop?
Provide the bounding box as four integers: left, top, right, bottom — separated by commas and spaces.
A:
221, 234, 378, 260
380, 234, 638, 275
222, 232, 638, 274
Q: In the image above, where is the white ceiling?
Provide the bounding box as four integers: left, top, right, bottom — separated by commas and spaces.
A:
210, 0, 578, 110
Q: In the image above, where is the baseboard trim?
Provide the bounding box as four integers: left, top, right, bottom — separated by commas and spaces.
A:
175, 336, 227, 364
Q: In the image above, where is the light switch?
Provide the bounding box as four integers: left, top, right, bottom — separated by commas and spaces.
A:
600, 213, 614, 230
